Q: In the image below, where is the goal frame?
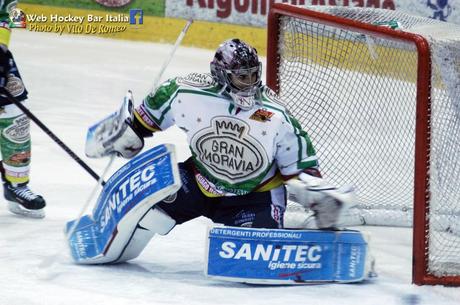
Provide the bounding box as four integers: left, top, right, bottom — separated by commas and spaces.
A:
267, 3, 459, 286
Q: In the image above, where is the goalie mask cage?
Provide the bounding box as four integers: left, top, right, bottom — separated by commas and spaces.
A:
267, 4, 460, 286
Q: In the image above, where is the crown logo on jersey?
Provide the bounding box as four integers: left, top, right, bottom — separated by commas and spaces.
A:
215, 120, 245, 138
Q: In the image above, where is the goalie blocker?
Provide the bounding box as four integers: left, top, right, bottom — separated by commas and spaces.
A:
206, 225, 375, 284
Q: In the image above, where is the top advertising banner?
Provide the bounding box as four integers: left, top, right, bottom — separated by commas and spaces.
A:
166, 0, 459, 27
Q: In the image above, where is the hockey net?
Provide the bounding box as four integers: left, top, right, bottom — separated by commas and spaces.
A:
267, 4, 460, 285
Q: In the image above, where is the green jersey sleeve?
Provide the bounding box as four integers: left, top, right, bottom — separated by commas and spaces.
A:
134, 78, 180, 132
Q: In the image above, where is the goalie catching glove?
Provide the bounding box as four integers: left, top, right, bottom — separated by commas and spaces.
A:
85, 91, 144, 159
285, 173, 356, 229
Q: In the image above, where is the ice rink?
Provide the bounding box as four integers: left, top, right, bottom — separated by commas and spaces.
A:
0, 29, 459, 305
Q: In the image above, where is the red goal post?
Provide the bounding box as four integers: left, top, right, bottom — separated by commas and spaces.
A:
267, 3, 460, 286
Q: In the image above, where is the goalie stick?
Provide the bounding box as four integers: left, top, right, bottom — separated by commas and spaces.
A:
148, 18, 193, 95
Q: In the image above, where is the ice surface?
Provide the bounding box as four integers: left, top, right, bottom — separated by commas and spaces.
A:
0, 30, 459, 305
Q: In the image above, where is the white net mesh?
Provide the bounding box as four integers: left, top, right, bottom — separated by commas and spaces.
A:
276, 6, 460, 278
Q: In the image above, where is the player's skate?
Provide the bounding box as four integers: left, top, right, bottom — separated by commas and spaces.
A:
3, 183, 46, 218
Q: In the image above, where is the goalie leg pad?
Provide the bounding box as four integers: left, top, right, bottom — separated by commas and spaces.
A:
205, 225, 374, 284
66, 144, 181, 264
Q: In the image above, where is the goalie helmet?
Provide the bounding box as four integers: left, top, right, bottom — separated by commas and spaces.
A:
210, 39, 262, 110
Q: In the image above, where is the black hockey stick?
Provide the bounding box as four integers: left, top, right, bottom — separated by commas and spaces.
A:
0, 89, 106, 185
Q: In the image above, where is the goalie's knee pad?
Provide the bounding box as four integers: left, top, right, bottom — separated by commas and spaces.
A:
115, 207, 176, 263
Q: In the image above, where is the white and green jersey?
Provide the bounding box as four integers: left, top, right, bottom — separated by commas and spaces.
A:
134, 73, 318, 196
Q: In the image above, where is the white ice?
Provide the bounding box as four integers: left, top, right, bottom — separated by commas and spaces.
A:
0, 30, 459, 305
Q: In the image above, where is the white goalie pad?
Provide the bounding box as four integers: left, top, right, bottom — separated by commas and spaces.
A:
114, 207, 176, 263
205, 225, 376, 284
66, 144, 181, 264
285, 173, 356, 229
85, 91, 144, 159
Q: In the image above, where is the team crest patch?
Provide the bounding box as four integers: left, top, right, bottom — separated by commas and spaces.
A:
176, 73, 216, 88
250, 108, 274, 122
191, 117, 269, 184
6, 74, 25, 97
3, 115, 30, 143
